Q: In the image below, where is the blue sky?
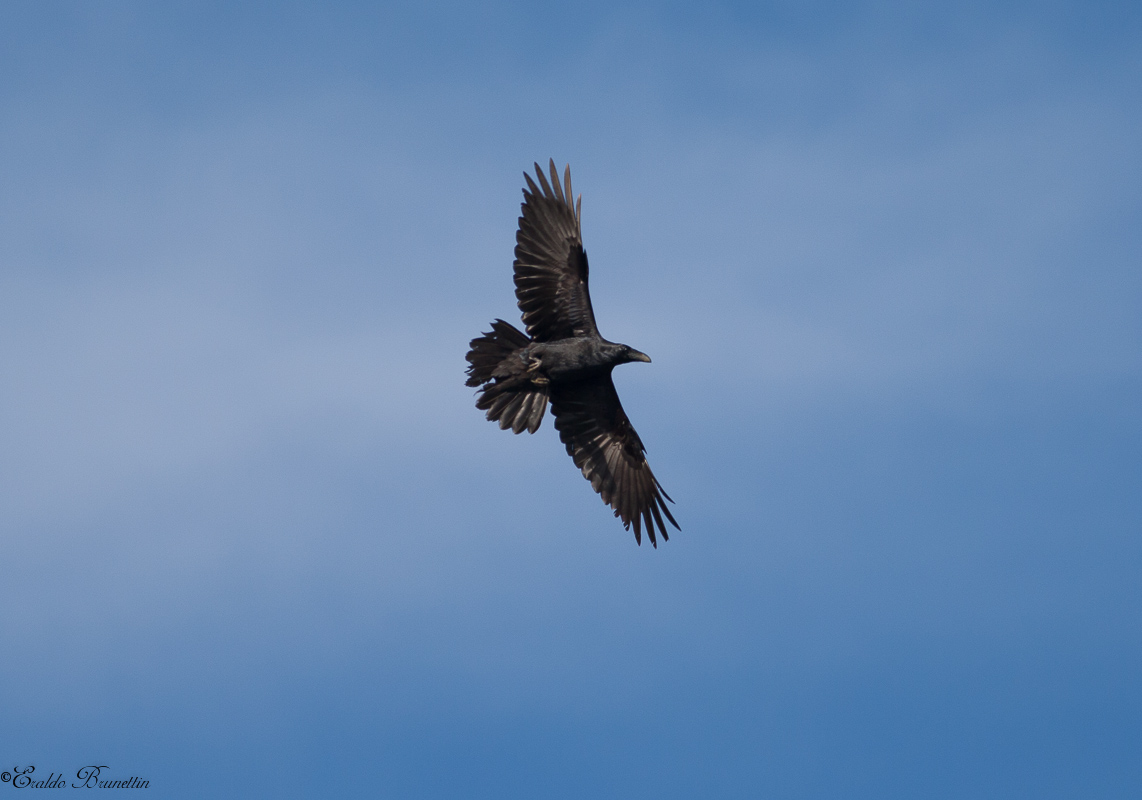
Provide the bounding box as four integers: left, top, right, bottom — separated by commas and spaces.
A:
1, 2, 1140, 797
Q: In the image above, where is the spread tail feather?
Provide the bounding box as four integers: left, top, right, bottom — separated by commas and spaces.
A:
465, 319, 530, 386
466, 320, 548, 434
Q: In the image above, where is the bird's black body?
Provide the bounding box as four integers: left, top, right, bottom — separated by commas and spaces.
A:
465, 160, 679, 546
521, 337, 646, 381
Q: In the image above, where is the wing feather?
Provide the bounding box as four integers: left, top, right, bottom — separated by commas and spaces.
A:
550, 375, 679, 547
513, 160, 599, 341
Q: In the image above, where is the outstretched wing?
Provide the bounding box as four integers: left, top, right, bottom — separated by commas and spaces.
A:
550, 375, 679, 547
513, 160, 599, 342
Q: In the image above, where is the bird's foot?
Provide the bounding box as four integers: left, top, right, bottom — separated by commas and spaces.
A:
526, 355, 549, 385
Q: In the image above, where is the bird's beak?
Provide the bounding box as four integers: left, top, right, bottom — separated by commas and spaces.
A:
629, 350, 652, 363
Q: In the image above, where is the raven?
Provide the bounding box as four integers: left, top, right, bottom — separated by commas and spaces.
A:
466, 160, 679, 546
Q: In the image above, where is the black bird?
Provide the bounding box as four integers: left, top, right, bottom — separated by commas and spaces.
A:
466, 160, 679, 546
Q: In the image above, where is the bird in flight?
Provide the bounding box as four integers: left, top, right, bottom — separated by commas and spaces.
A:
466, 160, 679, 546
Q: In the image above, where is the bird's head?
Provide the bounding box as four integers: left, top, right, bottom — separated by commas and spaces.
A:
621, 345, 652, 364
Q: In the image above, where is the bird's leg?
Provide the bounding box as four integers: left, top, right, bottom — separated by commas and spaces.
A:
526, 353, 549, 385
